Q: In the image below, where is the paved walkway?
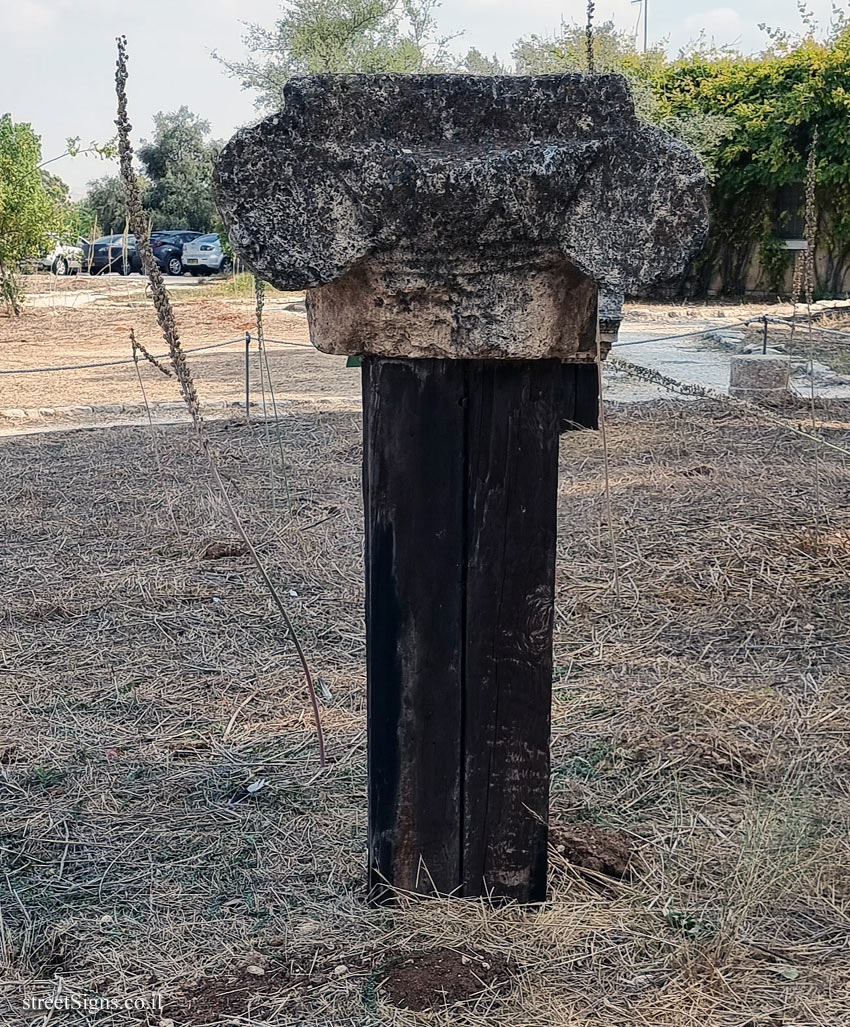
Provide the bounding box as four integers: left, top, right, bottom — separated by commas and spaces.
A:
607, 320, 850, 403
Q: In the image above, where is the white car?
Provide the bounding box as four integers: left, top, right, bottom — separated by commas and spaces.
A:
181, 234, 233, 276
38, 240, 83, 276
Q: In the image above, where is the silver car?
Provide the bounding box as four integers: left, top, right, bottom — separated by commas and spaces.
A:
181, 234, 233, 276
38, 238, 83, 276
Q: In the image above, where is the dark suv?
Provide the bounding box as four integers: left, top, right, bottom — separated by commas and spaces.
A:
83, 235, 140, 274
151, 231, 203, 276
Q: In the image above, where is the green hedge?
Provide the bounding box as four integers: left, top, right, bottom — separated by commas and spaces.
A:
642, 34, 850, 296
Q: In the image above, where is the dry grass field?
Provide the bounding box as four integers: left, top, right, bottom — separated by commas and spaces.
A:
1, 367, 849, 1024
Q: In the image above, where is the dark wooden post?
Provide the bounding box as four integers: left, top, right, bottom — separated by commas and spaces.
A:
364, 360, 601, 901
214, 72, 709, 906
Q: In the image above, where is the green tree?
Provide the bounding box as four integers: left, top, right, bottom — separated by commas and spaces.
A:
647, 28, 850, 295
82, 173, 146, 235
138, 107, 221, 231
514, 18, 647, 75
82, 108, 218, 235
39, 169, 70, 208
215, 0, 457, 109
458, 48, 507, 75
0, 114, 64, 314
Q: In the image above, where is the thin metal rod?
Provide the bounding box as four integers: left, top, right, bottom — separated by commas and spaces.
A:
259, 337, 293, 516
244, 331, 251, 423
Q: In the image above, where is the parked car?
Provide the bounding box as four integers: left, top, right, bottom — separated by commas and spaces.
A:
182, 234, 233, 276
37, 238, 83, 276
151, 230, 203, 276
82, 235, 141, 275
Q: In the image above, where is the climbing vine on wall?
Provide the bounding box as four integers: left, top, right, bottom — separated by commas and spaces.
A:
643, 32, 850, 296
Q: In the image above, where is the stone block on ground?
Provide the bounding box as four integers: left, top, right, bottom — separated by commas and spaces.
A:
729, 354, 791, 405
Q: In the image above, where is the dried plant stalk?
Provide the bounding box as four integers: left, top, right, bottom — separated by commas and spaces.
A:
254, 277, 280, 517
586, 1, 596, 73
115, 36, 325, 765
790, 132, 818, 346
130, 328, 160, 462
803, 130, 818, 310
131, 328, 172, 378
803, 131, 824, 536
255, 276, 292, 516
596, 321, 621, 599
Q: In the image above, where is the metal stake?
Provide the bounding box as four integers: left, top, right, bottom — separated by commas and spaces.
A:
244, 331, 251, 423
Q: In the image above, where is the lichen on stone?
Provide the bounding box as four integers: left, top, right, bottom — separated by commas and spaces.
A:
215, 74, 708, 359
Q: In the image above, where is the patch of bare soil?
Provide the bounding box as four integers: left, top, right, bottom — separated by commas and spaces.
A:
795, 526, 850, 558
382, 948, 513, 1011
626, 728, 768, 781
0, 289, 359, 415
550, 824, 633, 878
201, 539, 250, 560
624, 297, 799, 323
166, 964, 308, 1024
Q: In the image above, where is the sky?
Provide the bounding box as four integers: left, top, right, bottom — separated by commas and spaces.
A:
0, 0, 839, 198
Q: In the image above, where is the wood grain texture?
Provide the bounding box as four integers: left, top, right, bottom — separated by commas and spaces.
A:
462, 361, 561, 901
364, 357, 593, 903
560, 362, 599, 433
363, 357, 465, 899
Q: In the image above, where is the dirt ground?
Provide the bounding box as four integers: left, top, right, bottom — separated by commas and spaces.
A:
0, 275, 357, 417
1, 380, 848, 1024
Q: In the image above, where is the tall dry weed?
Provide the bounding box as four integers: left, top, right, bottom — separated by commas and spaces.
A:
114, 35, 325, 765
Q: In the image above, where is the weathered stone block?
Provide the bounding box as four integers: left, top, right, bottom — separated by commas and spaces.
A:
730, 354, 791, 405
214, 74, 708, 360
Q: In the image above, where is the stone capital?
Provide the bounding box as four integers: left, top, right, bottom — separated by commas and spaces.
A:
215, 74, 708, 360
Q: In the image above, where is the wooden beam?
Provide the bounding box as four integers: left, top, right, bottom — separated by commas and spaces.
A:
462, 360, 561, 901
364, 357, 583, 903
363, 358, 465, 899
